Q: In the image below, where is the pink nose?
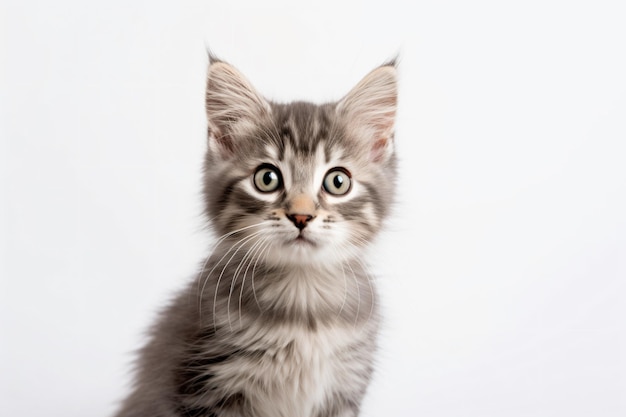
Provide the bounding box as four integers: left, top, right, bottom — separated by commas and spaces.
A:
287, 214, 314, 230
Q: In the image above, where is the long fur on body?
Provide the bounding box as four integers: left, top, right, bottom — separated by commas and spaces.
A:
114, 56, 398, 417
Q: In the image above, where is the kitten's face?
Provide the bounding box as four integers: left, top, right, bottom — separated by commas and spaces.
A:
203, 60, 397, 267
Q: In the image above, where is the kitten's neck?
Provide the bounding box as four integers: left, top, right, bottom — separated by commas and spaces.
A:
254, 258, 377, 329
201, 246, 376, 330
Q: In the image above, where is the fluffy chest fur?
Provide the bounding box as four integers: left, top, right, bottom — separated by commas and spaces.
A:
176, 261, 379, 417
187, 319, 376, 417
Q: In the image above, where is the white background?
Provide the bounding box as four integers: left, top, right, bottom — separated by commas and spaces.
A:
2, 1, 625, 416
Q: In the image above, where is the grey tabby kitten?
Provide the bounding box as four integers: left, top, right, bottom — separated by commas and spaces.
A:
114, 56, 398, 417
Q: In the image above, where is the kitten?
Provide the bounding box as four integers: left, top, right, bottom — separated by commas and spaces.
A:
114, 55, 398, 417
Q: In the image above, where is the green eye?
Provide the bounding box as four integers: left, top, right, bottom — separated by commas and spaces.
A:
323, 168, 352, 196
254, 164, 282, 193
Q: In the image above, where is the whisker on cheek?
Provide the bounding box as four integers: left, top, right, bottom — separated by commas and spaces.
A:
239, 235, 271, 327
227, 233, 269, 330
196, 222, 269, 319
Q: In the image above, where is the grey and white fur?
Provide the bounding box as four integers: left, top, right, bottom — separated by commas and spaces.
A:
114, 55, 398, 417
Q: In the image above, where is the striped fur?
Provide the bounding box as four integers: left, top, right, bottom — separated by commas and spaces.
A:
114, 57, 398, 417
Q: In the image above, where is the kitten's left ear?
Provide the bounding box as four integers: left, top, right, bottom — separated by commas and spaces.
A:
337, 63, 398, 163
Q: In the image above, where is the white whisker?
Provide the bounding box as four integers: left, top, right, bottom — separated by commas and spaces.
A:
251, 238, 273, 312
337, 262, 348, 319
345, 261, 361, 329
227, 232, 269, 330
196, 221, 268, 317
212, 230, 266, 331
352, 255, 376, 324
238, 235, 272, 327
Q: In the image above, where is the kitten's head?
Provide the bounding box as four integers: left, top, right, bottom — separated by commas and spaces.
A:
203, 57, 397, 267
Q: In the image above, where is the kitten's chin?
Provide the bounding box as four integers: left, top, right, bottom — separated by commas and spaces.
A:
280, 235, 321, 262
260, 235, 352, 268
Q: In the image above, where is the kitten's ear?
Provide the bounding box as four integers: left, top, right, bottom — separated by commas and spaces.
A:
337, 63, 398, 163
205, 60, 271, 157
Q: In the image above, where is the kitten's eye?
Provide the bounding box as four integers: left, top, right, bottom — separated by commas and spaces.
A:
323, 168, 352, 196
253, 164, 282, 193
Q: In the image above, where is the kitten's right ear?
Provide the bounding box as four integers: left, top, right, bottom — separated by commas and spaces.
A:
337, 62, 398, 163
205, 60, 271, 157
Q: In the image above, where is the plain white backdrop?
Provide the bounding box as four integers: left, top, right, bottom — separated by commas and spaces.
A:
1, 1, 625, 416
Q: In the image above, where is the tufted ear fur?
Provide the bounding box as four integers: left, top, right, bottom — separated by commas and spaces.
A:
205, 59, 271, 157
337, 63, 398, 163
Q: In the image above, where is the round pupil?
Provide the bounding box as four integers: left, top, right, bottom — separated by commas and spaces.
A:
263, 171, 276, 185
333, 174, 344, 189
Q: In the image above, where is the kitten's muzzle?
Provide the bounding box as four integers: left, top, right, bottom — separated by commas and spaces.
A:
287, 214, 315, 231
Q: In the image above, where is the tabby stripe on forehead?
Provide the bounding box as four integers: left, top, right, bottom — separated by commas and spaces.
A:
323, 140, 332, 164
284, 111, 310, 155
315, 111, 332, 163
279, 123, 292, 158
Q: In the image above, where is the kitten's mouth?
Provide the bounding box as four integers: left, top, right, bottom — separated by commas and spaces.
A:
289, 234, 317, 247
